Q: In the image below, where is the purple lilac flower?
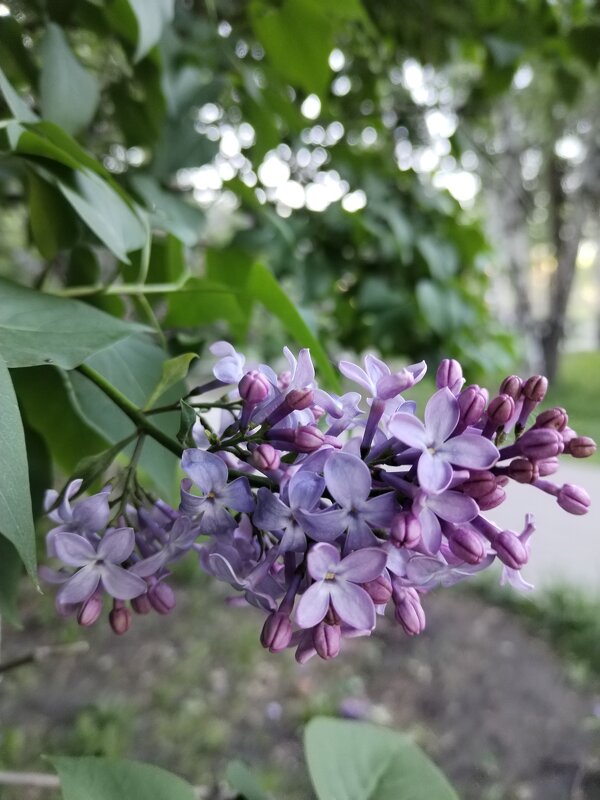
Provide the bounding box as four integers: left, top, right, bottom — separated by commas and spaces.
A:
389, 388, 499, 493
180, 449, 254, 535
295, 542, 388, 630
52, 528, 146, 604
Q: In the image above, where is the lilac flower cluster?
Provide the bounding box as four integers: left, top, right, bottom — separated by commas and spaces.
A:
42, 344, 595, 662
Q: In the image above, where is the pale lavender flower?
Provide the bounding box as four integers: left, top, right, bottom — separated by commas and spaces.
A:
389, 388, 499, 493
295, 542, 388, 630
44, 481, 111, 554
210, 340, 246, 383
180, 449, 254, 535
339, 353, 426, 401
52, 529, 146, 604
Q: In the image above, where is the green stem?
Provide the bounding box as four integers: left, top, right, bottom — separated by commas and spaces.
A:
118, 433, 146, 516
146, 400, 241, 416
76, 364, 183, 458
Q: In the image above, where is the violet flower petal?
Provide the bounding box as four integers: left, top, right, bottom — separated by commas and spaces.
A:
418, 507, 442, 553
53, 533, 96, 567
335, 547, 387, 582
388, 413, 429, 450
438, 434, 499, 469
329, 582, 376, 630
288, 471, 326, 511
338, 360, 375, 394
101, 563, 146, 600
297, 508, 346, 542
97, 527, 135, 564
324, 452, 371, 506
57, 563, 100, 604
424, 388, 459, 443
417, 449, 453, 493
181, 449, 227, 494
295, 582, 331, 628
253, 489, 291, 530
426, 490, 479, 523
220, 476, 255, 513
307, 542, 340, 579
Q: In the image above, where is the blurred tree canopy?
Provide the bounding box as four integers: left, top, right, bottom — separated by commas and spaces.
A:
1, 0, 599, 379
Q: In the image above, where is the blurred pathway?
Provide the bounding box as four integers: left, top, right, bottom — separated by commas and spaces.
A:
492, 462, 600, 592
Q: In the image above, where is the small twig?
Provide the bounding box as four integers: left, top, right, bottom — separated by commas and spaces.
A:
0, 641, 89, 675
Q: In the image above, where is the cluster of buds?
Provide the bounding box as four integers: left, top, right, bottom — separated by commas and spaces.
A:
41, 344, 595, 662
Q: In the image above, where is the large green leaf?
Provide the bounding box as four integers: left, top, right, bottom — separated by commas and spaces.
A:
0, 277, 148, 369
40, 23, 100, 135
50, 756, 196, 800
304, 718, 460, 800
28, 168, 78, 259
68, 336, 181, 500
0, 535, 22, 626
164, 278, 249, 332
116, 0, 176, 63
0, 358, 36, 578
144, 352, 197, 410
0, 67, 37, 122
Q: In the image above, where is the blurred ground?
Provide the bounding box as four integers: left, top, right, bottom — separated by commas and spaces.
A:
1, 578, 599, 800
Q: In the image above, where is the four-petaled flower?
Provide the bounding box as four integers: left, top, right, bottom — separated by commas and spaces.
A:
295, 542, 388, 631
389, 388, 499, 493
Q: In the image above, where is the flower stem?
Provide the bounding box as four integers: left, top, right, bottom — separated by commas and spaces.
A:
76, 364, 183, 458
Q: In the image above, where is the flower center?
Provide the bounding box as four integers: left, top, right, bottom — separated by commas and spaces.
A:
324, 571, 336, 581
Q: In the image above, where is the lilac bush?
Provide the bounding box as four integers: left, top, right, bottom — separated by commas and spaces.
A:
42, 345, 595, 661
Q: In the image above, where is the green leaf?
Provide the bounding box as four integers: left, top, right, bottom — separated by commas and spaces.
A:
225, 760, 269, 800
250, 0, 334, 96
12, 366, 107, 475
0, 277, 148, 369
0, 67, 38, 122
164, 278, 248, 331
63, 434, 138, 498
304, 718, 460, 800
0, 535, 22, 626
68, 336, 181, 500
24, 422, 53, 520
39, 23, 100, 135
129, 173, 203, 246
28, 168, 78, 258
145, 352, 197, 410
50, 756, 196, 800
176, 399, 197, 448
124, 0, 176, 63
0, 357, 36, 578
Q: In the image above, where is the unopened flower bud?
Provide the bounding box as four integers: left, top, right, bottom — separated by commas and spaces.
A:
523, 375, 548, 402
538, 456, 558, 476
448, 526, 485, 564
518, 428, 563, 459
390, 512, 421, 548
393, 587, 426, 636
294, 425, 325, 452
131, 594, 152, 615
260, 611, 292, 653
477, 485, 506, 510
487, 394, 515, 426
313, 622, 341, 660
499, 375, 523, 400
493, 530, 528, 569
436, 358, 464, 395
109, 602, 132, 635
312, 404, 326, 422
534, 407, 567, 431
557, 484, 591, 515
566, 436, 597, 459
77, 593, 103, 627
458, 385, 488, 427
239, 370, 270, 404
287, 387, 314, 411
251, 444, 281, 471
149, 582, 176, 615
363, 574, 393, 604
459, 470, 496, 498
507, 458, 538, 484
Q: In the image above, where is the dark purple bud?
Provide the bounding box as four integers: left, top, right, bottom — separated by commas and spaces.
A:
448, 527, 485, 564
109, 602, 132, 635
538, 456, 558, 476
77, 593, 103, 627
131, 594, 152, 615
507, 458, 538, 484
390, 512, 421, 548
239, 370, 270, 404
493, 531, 528, 569
518, 428, 563, 459
523, 375, 548, 402
260, 611, 292, 653
534, 407, 568, 431
487, 394, 515, 425
499, 375, 523, 400
458, 385, 488, 426
363, 574, 393, 604
149, 582, 176, 615
393, 587, 426, 635
477, 486, 506, 510
313, 622, 341, 660
287, 387, 314, 411
565, 436, 597, 459
436, 358, 464, 395
557, 484, 591, 515
323, 434, 343, 449
460, 470, 496, 498
251, 443, 281, 471
294, 425, 325, 452
324, 605, 341, 625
